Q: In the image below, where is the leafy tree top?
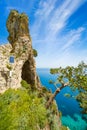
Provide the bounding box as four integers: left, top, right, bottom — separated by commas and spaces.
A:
50, 62, 87, 91
33, 49, 38, 57
47, 62, 87, 113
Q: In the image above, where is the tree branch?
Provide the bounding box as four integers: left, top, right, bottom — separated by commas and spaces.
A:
46, 82, 69, 109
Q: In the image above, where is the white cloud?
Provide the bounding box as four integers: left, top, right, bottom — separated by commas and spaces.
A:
30, 0, 87, 67
35, 0, 56, 17
31, 0, 57, 38
47, 0, 85, 38
62, 27, 85, 50
5, 0, 87, 68
31, 0, 84, 38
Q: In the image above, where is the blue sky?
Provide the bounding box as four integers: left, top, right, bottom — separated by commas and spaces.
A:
0, 0, 87, 68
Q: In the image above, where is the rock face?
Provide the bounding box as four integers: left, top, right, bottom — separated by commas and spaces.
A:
6, 10, 30, 45
0, 10, 41, 93
0, 10, 64, 130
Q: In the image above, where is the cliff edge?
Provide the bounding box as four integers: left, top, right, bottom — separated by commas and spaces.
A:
0, 10, 41, 93
0, 10, 66, 130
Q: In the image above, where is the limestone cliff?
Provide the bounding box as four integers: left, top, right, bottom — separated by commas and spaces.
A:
0, 10, 65, 130
0, 10, 41, 93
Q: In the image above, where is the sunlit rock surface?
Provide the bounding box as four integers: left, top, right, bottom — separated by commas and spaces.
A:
0, 10, 41, 93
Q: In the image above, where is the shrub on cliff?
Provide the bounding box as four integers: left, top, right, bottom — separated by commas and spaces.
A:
0, 88, 47, 130
33, 49, 38, 57
46, 62, 87, 114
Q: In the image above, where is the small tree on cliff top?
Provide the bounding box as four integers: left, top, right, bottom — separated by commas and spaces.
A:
33, 49, 38, 57
46, 62, 87, 114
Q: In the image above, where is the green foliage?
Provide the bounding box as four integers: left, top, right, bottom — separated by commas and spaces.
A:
6, 64, 12, 70
47, 112, 61, 130
59, 111, 62, 117
22, 45, 27, 53
0, 88, 47, 130
49, 80, 54, 84
51, 101, 58, 114
33, 49, 38, 57
50, 115, 60, 130
77, 91, 87, 114
64, 93, 71, 98
42, 86, 48, 93
50, 62, 87, 114
50, 68, 59, 74
60, 126, 68, 130
46, 101, 64, 130
21, 80, 30, 89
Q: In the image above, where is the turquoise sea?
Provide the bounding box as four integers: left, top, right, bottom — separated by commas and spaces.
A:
37, 68, 87, 130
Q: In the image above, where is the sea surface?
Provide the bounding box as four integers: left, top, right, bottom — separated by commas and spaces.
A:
37, 68, 87, 130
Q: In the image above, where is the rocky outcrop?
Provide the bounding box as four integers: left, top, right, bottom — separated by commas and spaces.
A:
0, 10, 65, 130
6, 10, 30, 45
0, 10, 41, 93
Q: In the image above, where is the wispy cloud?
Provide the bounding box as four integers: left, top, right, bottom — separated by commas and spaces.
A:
35, 0, 56, 17
2, 0, 87, 67
48, 0, 84, 36
31, 0, 57, 38
31, 0, 87, 67
62, 27, 85, 50
31, 0, 84, 40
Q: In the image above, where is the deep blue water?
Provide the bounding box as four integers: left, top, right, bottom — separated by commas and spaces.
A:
37, 68, 87, 130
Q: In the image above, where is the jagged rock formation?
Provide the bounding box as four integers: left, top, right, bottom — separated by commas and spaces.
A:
0, 10, 41, 93
0, 10, 65, 130
6, 10, 30, 45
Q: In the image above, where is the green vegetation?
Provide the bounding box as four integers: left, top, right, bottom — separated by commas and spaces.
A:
23, 45, 27, 53
0, 81, 65, 130
1, 9, 68, 129
50, 68, 59, 74
33, 49, 38, 57
47, 62, 87, 113
0, 88, 47, 130
6, 64, 12, 70
77, 91, 87, 114
64, 93, 71, 98
21, 80, 31, 89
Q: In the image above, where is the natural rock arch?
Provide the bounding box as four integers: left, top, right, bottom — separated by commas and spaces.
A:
0, 10, 41, 93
